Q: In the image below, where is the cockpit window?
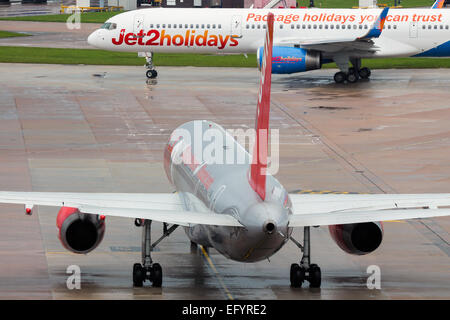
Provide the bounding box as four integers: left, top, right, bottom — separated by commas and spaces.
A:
101, 22, 117, 30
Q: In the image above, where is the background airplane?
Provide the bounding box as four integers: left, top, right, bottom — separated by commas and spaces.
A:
1, 13, 450, 288
87, 6, 450, 83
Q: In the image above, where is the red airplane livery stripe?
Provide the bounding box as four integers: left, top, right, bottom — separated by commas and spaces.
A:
249, 12, 274, 201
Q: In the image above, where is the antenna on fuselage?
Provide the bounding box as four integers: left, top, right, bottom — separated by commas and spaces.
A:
249, 12, 274, 201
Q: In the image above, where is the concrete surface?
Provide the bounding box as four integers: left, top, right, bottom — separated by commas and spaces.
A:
0, 64, 448, 299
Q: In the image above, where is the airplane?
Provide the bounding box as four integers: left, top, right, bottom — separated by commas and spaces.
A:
2, 13, 450, 289
87, 6, 450, 83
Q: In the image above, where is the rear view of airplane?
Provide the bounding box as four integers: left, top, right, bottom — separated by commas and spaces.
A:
88, 6, 450, 83
2, 13, 450, 288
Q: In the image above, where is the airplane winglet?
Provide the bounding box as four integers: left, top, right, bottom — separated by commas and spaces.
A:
358, 7, 389, 40
249, 12, 274, 201
431, 0, 445, 8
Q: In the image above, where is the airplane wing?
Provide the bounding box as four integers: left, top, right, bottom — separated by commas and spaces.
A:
0, 191, 243, 227
288, 193, 450, 227
277, 7, 389, 53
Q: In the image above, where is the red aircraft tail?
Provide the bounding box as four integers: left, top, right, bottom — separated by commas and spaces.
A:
249, 12, 274, 201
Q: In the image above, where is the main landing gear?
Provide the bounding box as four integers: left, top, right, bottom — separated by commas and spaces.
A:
144, 53, 158, 79
132, 219, 178, 287
289, 226, 321, 288
333, 67, 371, 84
333, 57, 371, 84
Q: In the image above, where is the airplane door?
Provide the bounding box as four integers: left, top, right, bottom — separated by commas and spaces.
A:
231, 15, 242, 38
409, 21, 418, 38
134, 14, 144, 33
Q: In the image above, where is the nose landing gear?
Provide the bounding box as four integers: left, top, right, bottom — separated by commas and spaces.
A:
289, 226, 321, 288
143, 52, 158, 79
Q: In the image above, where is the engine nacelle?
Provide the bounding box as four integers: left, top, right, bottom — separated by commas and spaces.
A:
257, 46, 321, 74
329, 222, 383, 255
56, 207, 105, 254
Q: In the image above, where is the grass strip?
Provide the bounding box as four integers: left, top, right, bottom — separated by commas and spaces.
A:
0, 46, 449, 69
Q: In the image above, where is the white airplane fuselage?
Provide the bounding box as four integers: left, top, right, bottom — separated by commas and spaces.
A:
88, 8, 450, 59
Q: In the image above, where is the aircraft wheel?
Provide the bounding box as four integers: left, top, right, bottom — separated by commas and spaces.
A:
359, 67, 371, 79
146, 69, 158, 79
133, 263, 144, 287
333, 72, 346, 84
346, 71, 359, 83
151, 263, 163, 287
190, 241, 198, 254
308, 264, 321, 288
290, 263, 305, 287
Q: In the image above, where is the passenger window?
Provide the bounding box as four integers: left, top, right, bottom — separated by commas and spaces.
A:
302, 25, 306, 29
150, 24, 154, 28
212, 24, 216, 28
280, 24, 283, 29
291, 24, 294, 29
325, 25, 328, 29
251, 24, 255, 29
364, 25, 368, 29
308, 25, 311, 29
201, 24, 204, 28
428, 25, 432, 29
446, 25, 449, 29
185, 24, 188, 28
263, 25, 266, 29
196, 24, 199, 28
257, 24, 261, 29
353, 25, 357, 29
434, 25, 438, 29
440, 25, 443, 29
319, 25, 322, 29
162, 24, 166, 28
297, 24, 300, 29
179, 24, 182, 28
218, 24, 222, 28
313, 24, 317, 29
347, 25, 351, 29
207, 24, 210, 28
168, 24, 171, 28
336, 25, 340, 29
246, 24, 249, 29
156, 24, 160, 28
190, 24, 193, 28
393, 25, 397, 29
422, 25, 425, 29
330, 25, 334, 29
388, 25, 391, 29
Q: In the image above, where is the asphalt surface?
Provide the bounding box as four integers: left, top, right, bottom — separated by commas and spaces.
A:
0, 64, 448, 299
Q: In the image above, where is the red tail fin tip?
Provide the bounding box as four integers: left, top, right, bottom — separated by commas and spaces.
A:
249, 12, 274, 201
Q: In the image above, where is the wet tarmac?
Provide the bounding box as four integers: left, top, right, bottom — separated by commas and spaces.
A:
0, 64, 448, 299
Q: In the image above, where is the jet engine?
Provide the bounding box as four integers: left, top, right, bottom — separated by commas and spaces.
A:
257, 46, 322, 74
56, 207, 105, 254
328, 222, 383, 255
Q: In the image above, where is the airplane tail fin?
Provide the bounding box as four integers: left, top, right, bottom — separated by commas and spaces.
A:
249, 12, 274, 201
431, 0, 445, 8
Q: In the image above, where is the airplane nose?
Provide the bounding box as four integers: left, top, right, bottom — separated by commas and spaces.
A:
87, 31, 97, 46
